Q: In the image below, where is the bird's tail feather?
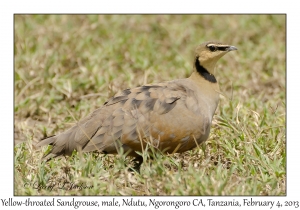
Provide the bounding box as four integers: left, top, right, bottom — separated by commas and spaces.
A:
36, 135, 56, 147
36, 135, 61, 161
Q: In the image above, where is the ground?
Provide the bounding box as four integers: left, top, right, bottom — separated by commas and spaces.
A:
14, 15, 286, 195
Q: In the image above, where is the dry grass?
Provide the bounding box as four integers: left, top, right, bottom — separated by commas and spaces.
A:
14, 14, 285, 195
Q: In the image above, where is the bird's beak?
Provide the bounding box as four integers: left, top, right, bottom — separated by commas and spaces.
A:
226, 46, 238, 51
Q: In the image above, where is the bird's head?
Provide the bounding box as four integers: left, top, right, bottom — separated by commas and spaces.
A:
194, 41, 237, 74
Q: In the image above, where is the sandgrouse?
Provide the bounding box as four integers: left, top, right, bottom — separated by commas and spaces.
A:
37, 41, 237, 167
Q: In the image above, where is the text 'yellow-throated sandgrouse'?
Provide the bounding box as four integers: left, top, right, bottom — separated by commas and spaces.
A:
37, 41, 237, 167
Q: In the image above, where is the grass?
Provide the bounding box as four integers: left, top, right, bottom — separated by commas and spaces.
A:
14, 14, 286, 195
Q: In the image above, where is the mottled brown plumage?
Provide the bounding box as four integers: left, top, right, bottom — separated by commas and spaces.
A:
37, 41, 237, 164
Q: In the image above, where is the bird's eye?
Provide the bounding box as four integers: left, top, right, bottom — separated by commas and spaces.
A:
208, 45, 217, 52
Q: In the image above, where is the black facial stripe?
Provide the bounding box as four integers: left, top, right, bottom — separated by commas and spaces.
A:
217, 46, 227, 51
206, 44, 229, 52
195, 56, 217, 83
